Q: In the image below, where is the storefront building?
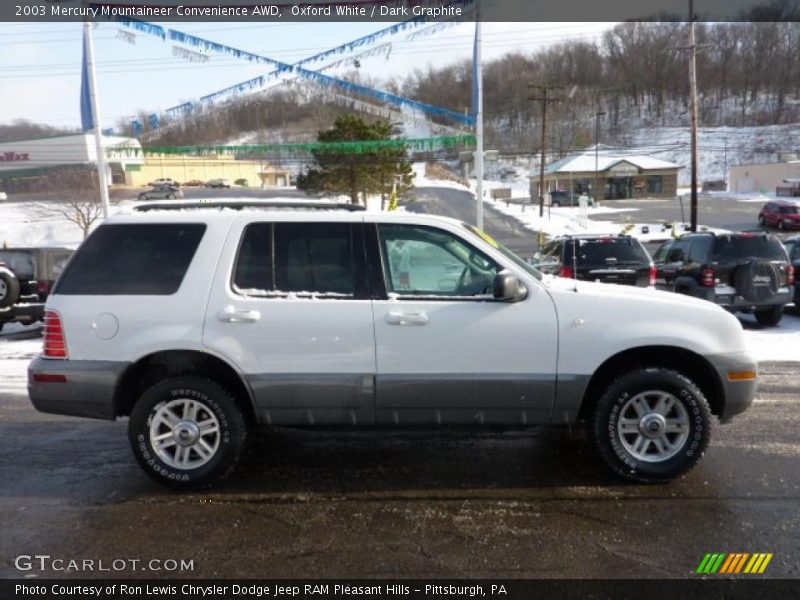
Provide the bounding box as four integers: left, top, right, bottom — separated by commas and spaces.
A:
530, 145, 681, 202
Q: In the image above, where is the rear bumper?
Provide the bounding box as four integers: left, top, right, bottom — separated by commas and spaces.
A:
704, 285, 792, 309
706, 351, 759, 423
28, 356, 129, 420
0, 302, 44, 324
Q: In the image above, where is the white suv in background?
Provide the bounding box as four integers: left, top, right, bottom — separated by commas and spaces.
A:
28, 201, 757, 488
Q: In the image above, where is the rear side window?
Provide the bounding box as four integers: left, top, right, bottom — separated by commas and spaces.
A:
564, 238, 649, 264
713, 235, 788, 262
780, 205, 799, 214
55, 224, 205, 295
232, 222, 360, 297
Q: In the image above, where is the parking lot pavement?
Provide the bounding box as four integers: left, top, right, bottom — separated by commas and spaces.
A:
1, 362, 798, 579
591, 195, 787, 236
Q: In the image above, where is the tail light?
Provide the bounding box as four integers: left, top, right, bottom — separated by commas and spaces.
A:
37, 280, 52, 296
788, 265, 795, 286
43, 310, 68, 359
649, 266, 657, 286
702, 268, 716, 287
559, 266, 575, 278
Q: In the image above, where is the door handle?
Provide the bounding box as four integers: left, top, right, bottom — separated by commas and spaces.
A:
217, 306, 261, 323
385, 310, 429, 326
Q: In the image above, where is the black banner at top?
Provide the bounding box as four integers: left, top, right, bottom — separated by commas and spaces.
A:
3, 0, 800, 22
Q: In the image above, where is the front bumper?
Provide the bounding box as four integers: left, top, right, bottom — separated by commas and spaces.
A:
707, 351, 759, 423
28, 356, 129, 420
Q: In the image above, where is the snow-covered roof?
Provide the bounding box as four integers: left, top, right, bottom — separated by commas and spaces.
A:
533, 145, 681, 177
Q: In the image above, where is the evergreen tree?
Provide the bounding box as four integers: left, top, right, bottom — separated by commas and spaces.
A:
296, 116, 414, 205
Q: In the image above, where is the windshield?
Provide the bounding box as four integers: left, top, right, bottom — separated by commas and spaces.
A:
462, 223, 542, 280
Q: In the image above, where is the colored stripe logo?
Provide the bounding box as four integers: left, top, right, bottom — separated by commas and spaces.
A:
696, 553, 773, 574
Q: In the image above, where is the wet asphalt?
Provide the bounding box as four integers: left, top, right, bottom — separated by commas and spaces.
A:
1, 187, 798, 580
0, 362, 798, 579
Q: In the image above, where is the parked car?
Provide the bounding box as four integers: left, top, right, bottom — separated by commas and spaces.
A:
548, 190, 594, 207
148, 178, 180, 188
533, 234, 655, 287
0, 247, 73, 332
653, 231, 793, 326
234, 178, 249, 187
138, 185, 183, 201
758, 200, 800, 231
782, 234, 800, 306
183, 179, 204, 187
205, 179, 231, 189
29, 201, 757, 488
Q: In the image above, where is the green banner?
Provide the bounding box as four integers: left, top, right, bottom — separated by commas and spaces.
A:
117, 135, 476, 158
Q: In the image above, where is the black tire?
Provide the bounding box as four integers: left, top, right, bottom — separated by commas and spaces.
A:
128, 376, 247, 489
592, 368, 711, 483
754, 305, 784, 326
551, 201, 561, 207
0, 270, 20, 309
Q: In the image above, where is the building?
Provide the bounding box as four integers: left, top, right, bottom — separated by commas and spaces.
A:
123, 154, 290, 188
530, 145, 681, 201
0, 133, 144, 189
729, 161, 800, 195
0, 134, 290, 190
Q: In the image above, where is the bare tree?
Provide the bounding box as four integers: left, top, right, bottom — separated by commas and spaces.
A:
40, 168, 104, 239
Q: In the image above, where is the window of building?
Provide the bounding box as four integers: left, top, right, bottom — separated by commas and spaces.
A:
647, 176, 663, 194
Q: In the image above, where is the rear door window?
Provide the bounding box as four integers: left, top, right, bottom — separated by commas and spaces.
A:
55, 224, 206, 295
232, 222, 363, 298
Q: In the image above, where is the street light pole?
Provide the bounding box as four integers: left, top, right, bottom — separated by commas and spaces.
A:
473, 18, 484, 231
594, 111, 606, 204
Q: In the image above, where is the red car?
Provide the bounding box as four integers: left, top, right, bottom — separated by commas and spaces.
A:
759, 200, 800, 230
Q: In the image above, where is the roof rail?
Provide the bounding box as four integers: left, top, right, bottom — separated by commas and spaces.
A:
134, 201, 366, 213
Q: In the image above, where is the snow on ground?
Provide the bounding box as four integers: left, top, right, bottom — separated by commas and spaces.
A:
0, 337, 40, 394
0, 201, 86, 249
629, 124, 800, 185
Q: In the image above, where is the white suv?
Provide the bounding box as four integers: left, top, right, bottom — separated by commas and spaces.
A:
28, 201, 757, 488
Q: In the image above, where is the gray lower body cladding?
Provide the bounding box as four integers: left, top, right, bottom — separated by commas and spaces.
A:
28, 356, 129, 420
248, 373, 560, 426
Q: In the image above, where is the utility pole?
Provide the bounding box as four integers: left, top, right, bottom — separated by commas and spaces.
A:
594, 111, 606, 204
688, 0, 699, 231
83, 22, 110, 218
723, 136, 728, 190
474, 18, 485, 230
529, 84, 565, 217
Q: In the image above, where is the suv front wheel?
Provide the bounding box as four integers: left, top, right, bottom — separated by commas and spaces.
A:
129, 376, 247, 489
592, 368, 711, 483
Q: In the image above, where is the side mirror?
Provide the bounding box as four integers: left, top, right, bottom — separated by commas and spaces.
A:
493, 272, 527, 302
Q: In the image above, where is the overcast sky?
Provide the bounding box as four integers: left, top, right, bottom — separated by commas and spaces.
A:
0, 21, 612, 130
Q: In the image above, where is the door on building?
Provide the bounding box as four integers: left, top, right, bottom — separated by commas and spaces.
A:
606, 177, 633, 199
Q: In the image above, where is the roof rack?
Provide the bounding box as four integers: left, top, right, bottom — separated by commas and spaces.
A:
134, 201, 366, 213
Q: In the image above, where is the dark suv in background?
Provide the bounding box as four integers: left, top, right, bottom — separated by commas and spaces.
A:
533, 234, 655, 287
653, 232, 793, 326
0, 247, 73, 332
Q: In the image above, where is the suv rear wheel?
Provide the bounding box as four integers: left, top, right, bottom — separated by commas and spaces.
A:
129, 376, 247, 489
754, 305, 784, 326
0, 269, 20, 309
592, 368, 711, 483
